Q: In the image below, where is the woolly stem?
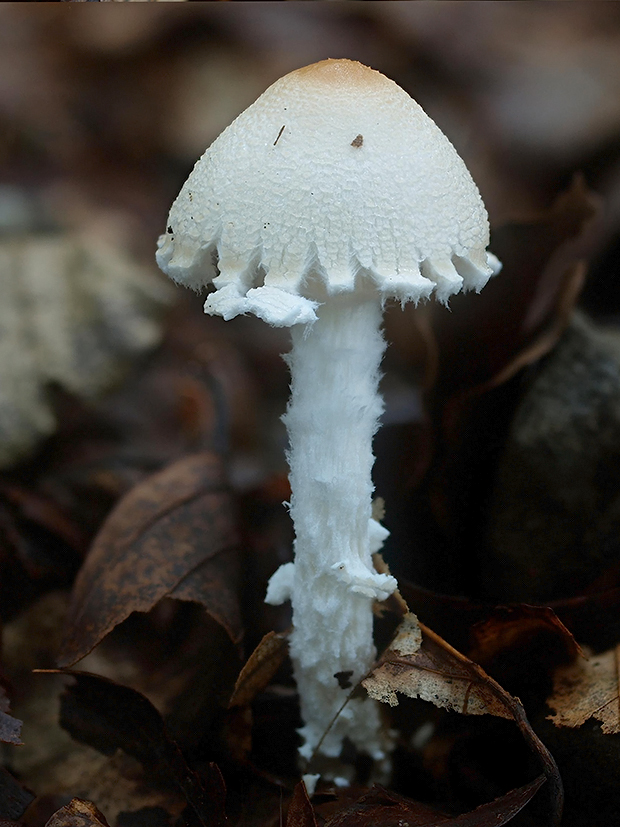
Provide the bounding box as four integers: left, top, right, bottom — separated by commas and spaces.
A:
267, 291, 396, 770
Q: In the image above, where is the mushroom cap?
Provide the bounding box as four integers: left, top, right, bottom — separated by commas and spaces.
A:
157, 59, 497, 326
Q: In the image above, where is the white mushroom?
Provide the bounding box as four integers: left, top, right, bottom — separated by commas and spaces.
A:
157, 59, 500, 776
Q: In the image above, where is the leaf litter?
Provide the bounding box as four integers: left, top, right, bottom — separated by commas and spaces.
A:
58, 452, 242, 667
363, 614, 563, 826
41, 669, 228, 827
547, 644, 620, 734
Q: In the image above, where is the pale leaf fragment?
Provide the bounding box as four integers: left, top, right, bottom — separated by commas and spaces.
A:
389, 611, 423, 656
547, 645, 620, 734
363, 613, 511, 719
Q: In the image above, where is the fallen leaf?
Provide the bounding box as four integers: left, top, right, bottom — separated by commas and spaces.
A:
0, 682, 31, 819
551, 586, 620, 652
468, 605, 582, 706
169, 543, 242, 647
321, 785, 450, 827
364, 616, 563, 825
286, 781, 318, 827
470, 605, 580, 668
400, 579, 620, 662
45, 798, 111, 827
0, 496, 81, 622
441, 775, 546, 826
0, 767, 35, 821
228, 630, 289, 709
44, 670, 227, 827
0, 710, 22, 747
0, 684, 23, 746
59, 453, 241, 666
320, 776, 545, 827
547, 645, 620, 734
364, 614, 510, 718
470, 603, 580, 664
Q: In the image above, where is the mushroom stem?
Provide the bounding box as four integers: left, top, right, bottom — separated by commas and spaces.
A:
266, 290, 397, 770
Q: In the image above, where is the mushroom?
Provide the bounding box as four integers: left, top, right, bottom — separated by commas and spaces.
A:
156, 59, 500, 776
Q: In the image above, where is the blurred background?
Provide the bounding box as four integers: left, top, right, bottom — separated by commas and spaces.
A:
1, 0, 619, 458
2, 0, 620, 603
2, 2, 620, 287
2, 0, 620, 615
3, 5, 620, 825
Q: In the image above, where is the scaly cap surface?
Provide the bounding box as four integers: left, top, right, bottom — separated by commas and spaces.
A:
157, 59, 497, 326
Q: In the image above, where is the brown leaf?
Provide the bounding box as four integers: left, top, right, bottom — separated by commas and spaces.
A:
551, 586, 620, 653
547, 644, 620, 734
0, 494, 81, 622
286, 781, 318, 827
364, 614, 510, 718
322, 785, 450, 827
443, 776, 546, 826
468, 605, 582, 705
321, 776, 545, 827
45, 798, 111, 827
169, 545, 242, 648
470, 605, 580, 667
400, 579, 620, 663
228, 630, 289, 709
45, 669, 227, 827
364, 616, 563, 825
59, 453, 241, 666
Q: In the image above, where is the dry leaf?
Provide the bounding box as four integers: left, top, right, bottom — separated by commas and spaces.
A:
551, 587, 620, 653
364, 616, 563, 825
469, 605, 581, 667
0, 684, 23, 746
319, 776, 546, 827
0, 682, 32, 820
0, 767, 35, 822
45, 798, 111, 827
547, 645, 620, 734
0, 709, 22, 746
46, 670, 227, 827
286, 781, 318, 827
59, 453, 241, 666
228, 630, 289, 709
364, 614, 510, 718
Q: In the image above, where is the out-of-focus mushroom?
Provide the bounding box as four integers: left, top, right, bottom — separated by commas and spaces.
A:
157, 59, 499, 777
0, 232, 173, 468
